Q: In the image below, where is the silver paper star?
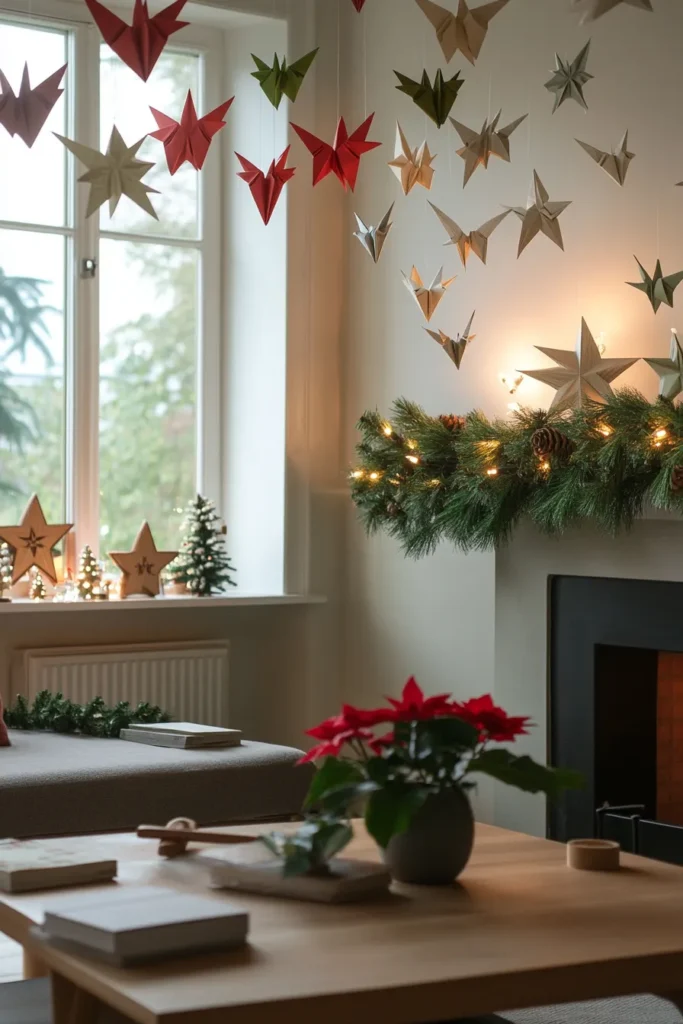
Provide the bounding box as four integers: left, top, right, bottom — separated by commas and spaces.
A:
414, 0, 510, 64
402, 266, 456, 322
645, 331, 683, 401
388, 123, 436, 195
429, 203, 509, 267
425, 312, 476, 369
576, 131, 635, 186
573, 0, 653, 22
507, 171, 572, 257
55, 126, 159, 219
449, 109, 527, 187
353, 204, 394, 263
519, 318, 639, 414
545, 41, 593, 113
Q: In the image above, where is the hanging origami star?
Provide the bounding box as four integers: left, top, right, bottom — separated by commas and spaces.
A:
573, 0, 653, 23
507, 171, 571, 257
388, 123, 436, 195
449, 109, 527, 186
85, 0, 189, 81
353, 204, 394, 263
351, 0, 367, 8
291, 114, 380, 191
429, 203, 509, 267
425, 312, 476, 370
395, 69, 464, 128
0, 63, 67, 148
545, 41, 593, 113
576, 131, 634, 186
627, 258, 683, 314
55, 126, 159, 220
402, 267, 456, 322
109, 522, 177, 598
150, 91, 233, 174
645, 331, 683, 401
0, 494, 72, 585
414, 0, 510, 64
519, 319, 639, 414
236, 147, 296, 225
251, 49, 318, 109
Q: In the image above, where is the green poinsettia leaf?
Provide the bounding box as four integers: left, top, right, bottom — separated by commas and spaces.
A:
365, 785, 429, 849
304, 757, 365, 809
469, 749, 583, 798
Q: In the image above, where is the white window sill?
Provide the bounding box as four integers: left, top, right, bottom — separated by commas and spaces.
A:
0, 594, 327, 614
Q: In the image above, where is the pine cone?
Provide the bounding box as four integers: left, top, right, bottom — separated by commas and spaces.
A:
532, 426, 575, 458
438, 414, 466, 433
671, 466, 683, 493
386, 501, 401, 518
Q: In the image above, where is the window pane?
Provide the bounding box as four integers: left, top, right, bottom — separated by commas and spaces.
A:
0, 229, 66, 523
0, 22, 68, 227
99, 239, 197, 556
99, 48, 201, 240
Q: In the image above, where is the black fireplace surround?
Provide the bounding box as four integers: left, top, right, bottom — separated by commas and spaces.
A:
549, 575, 683, 844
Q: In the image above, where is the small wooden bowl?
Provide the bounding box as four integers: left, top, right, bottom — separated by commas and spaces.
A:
567, 838, 620, 872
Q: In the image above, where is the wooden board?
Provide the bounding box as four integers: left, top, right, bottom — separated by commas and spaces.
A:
2, 824, 683, 1023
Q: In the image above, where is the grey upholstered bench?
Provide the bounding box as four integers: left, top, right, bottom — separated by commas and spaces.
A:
0, 730, 313, 838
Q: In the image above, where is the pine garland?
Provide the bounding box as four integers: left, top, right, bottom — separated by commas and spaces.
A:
3, 691, 171, 738
351, 391, 683, 556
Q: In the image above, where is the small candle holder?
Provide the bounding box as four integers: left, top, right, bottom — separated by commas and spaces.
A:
567, 838, 620, 871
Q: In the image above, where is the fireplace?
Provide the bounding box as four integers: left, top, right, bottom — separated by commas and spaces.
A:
549, 575, 683, 850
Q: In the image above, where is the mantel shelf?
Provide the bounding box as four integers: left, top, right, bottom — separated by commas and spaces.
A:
0, 594, 326, 615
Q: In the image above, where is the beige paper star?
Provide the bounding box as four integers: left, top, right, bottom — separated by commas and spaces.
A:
449, 109, 527, 187
576, 131, 634, 186
519, 319, 639, 414
109, 522, 177, 598
55, 126, 159, 220
507, 171, 572, 257
573, 0, 653, 23
402, 266, 456, 322
414, 0, 510, 64
429, 203, 509, 267
425, 312, 476, 369
388, 123, 436, 195
0, 495, 72, 585
353, 204, 394, 263
645, 331, 683, 401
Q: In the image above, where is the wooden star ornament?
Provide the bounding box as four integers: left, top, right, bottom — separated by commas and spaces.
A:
0, 495, 72, 585
109, 522, 177, 598
519, 319, 639, 414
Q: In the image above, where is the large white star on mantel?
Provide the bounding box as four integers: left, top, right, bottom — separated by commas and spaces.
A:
573, 0, 653, 23
519, 319, 640, 414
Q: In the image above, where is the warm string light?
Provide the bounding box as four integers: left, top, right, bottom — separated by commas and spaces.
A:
539, 460, 551, 475
406, 454, 419, 465
486, 468, 499, 478
597, 423, 612, 437
653, 427, 669, 448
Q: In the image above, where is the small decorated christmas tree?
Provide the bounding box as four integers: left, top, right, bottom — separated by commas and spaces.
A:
77, 544, 100, 600
0, 542, 13, 602
29, 571, 46, 601
172, 495, 236, 597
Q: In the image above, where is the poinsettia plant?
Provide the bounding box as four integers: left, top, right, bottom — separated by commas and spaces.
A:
301, 678, 582, 848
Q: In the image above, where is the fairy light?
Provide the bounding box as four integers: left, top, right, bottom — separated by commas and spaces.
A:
429, 478, 441, 487
406, 454, 419, 465
653, 427, 669, 449
598, 424, 612, 437
406, 439, 418, 450
539, 460, 551, 474
351, 470, 365, 480
486, 468, 499, 478
368, 471, 380, 482
382, 423, 393, 437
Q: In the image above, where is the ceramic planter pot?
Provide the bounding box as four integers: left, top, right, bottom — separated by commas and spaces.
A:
384, 787, 474, 885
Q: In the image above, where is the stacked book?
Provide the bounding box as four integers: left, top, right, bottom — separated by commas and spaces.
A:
120, 721, 242, 749
0, 839, 117, 894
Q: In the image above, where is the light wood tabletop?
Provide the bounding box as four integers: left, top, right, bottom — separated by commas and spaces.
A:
2, 822, 683, 1024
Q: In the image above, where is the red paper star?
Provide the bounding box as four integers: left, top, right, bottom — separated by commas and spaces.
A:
291, 114, 380, 191
85, 0, 189, 82
352, 0, 368, 8
0, 63, 67, 148
236, 147, 296, 225
150, 91, 233, 174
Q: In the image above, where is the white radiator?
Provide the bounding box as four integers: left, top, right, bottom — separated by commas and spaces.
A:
16, 642, 230, 727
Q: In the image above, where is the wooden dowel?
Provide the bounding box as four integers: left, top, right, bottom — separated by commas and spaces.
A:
137, 825, 259, 845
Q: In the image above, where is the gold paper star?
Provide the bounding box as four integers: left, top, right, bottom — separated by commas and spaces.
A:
0, 495, 72, 585
109, 522, 177, 598
645, 331, 683, 401
507, 171, 572, 257
429, 203, 509, 267
55, 126, 159, 220
388, 123, 436, 195
573, 0, 653, 23
402, 266, 456, 322
425, 312, 476, 369
449, 109, 527, 187
519, 319, 638, 414
414, 0, 510, 64
576, 131, 635, 186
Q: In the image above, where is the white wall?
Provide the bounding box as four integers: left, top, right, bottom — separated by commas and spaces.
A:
341, 0, 683, 825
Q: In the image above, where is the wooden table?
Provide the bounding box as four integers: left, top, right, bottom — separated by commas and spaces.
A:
2, 822, 683, 1024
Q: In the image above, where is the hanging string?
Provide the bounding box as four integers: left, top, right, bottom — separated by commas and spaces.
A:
487, 72, 492, 123
337, 0, 341, 123
363, 3, 368, 119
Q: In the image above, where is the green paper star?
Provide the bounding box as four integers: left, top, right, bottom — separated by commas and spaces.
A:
394, 68, 465, 128
251, 49, 318, 109
627, 258, 683, 314
545, 41, 593, 113
645, 332, 683, 400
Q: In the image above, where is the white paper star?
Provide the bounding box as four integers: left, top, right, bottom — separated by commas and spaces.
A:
645, 331, 683, 401
576, 131, 635, 186
414, 0, 511, 64
388, 123, 436, 195
353, 205, 394, 263
402, 266, 456, 322
425, 312, 476, 369
429, 203, 509, 267
449, 110, 527, 187
573, 0, 653, 22
507, 171, 572, 257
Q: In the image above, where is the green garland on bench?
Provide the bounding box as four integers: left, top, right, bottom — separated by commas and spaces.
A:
350, 391, 683, 556
3, 691, 171, 738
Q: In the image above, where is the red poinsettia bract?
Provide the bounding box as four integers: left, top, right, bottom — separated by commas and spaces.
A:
451, 694, 530, 742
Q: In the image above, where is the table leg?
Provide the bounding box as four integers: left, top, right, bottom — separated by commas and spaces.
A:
51, 971, 99, 1024
22, 946, 48, 979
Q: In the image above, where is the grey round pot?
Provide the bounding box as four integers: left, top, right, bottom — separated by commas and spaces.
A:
384, 787, 474, 885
